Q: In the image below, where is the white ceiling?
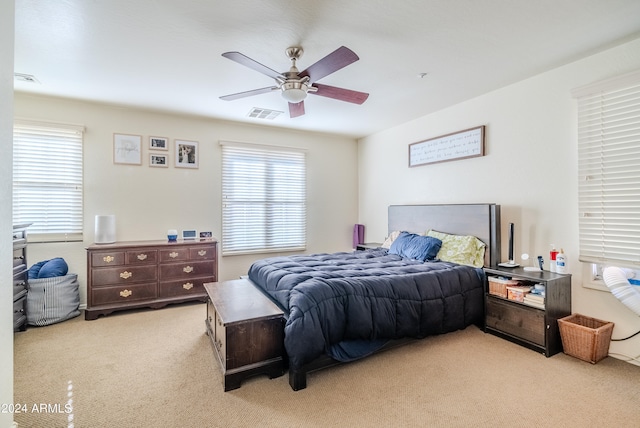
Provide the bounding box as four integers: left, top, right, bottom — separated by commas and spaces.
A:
14, 0, 640, 138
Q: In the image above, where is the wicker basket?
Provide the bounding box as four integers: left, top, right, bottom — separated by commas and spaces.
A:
558, 314, 614, 364
488, 277, 519, 298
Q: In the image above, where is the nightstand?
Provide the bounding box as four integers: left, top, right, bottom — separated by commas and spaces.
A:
355, 243, 383, 251
483, 266, 571, 357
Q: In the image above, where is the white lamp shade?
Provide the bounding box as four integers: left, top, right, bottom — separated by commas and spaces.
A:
95, 215, 116, 244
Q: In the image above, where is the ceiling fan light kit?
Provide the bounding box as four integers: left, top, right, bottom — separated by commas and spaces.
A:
220, 46, 369, 118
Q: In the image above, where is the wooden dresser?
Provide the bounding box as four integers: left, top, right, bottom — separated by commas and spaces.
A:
86, 239, 217, 320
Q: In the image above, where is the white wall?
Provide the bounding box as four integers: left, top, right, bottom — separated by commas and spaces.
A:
13, 94, 359, 307
358, 36, 640, 365
1, 2, 15, 426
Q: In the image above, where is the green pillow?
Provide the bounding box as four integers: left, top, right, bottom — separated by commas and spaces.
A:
426, 230, 486, 267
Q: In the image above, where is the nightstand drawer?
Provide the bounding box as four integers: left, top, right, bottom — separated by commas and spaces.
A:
91, 265, 158, 286
486, 297, 545, 346
92, 283, 157, 305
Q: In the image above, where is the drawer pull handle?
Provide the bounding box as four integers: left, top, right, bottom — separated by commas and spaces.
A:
183, 266, 194, 273
120, 289, 132, 298
183, 282, 194, 290
198, 250, 207, 256
137, 253, 148, 261
169, 251, 179, 258
120, 271, 132, 279
103, 255, 115, 263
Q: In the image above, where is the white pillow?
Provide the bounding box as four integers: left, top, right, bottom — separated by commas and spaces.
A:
381, 230, 402, 249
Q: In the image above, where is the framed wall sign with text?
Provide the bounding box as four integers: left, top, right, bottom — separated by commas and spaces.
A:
409, 125, 485, 167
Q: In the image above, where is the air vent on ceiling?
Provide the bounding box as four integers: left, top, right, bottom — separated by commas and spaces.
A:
14, 73, 40, 83
247, 107, 283, 120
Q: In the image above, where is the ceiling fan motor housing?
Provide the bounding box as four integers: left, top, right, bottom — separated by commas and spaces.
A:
220, 45, 368, 116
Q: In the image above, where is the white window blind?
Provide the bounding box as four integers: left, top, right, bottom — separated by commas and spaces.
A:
221, 142, 306, 255
574, 70, 640, 268
13, 120, 84, 242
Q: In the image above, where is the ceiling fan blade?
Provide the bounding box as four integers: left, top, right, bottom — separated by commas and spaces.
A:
312, 83, 369, 104
219, 86, 278, 101
221, 52, 285, 80
298, 46, 359, 83
289, 101, 305, 118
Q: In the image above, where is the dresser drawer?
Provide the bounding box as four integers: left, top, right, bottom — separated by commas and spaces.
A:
14, 295, 27, 327
486, 297, 545, 346
92, 283, 157, 305
189, 245, 216, 260
13, 237, 27, 249
126, 249, 157, 264
159, 277, 210, 298
159, 248, 189, 262
159, 260, 215, 280
14, 287, 28, 303
13, 269, 27, 285
91, 265, 157, 286
91, 251, 126, 267
13, 264, 27, 277
13, 256, 26, 268
13, 268, 27, 283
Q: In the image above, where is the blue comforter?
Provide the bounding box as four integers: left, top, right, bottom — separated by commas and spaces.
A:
248, 249, 485, 370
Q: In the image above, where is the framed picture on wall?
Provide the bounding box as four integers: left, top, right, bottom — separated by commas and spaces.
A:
113, 133, 142, 165
149, 136, 168, 151
149, 153, 168, 167
175, 139, 198, 169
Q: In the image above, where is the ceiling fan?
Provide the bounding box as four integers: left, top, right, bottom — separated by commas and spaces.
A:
219, 46, 369, 118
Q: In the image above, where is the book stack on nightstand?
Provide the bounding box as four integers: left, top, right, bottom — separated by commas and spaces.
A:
523, 285, 545, 309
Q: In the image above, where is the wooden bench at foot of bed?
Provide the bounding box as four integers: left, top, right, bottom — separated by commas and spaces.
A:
204, 279, 286, 391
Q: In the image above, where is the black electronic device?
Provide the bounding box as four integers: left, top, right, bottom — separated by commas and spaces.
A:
498, 222, 519, 268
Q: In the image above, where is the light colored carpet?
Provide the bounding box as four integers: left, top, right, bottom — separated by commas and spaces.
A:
13, 302, 640, 428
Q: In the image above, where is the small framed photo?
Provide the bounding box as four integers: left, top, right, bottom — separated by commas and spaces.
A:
182, 230, 197, 240
175, 140, 199, 169
149, 136, 168, 151
149, 153, 168, 167
199, 231, 213, 240
114, 133, 142, 165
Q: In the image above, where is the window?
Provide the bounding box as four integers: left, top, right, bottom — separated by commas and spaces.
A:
574, 69, 640, 269
13, 120, 84, 242
221, 142, 306, 255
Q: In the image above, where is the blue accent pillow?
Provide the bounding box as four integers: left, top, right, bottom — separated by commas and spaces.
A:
28, 260, 48, 279
29, 258, 69, 279
388, 232, 442, 261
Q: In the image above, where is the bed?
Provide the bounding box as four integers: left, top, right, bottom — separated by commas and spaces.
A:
247, 203, 501, 390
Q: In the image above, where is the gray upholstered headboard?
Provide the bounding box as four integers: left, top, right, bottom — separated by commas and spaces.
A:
388, 203, 501, 267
